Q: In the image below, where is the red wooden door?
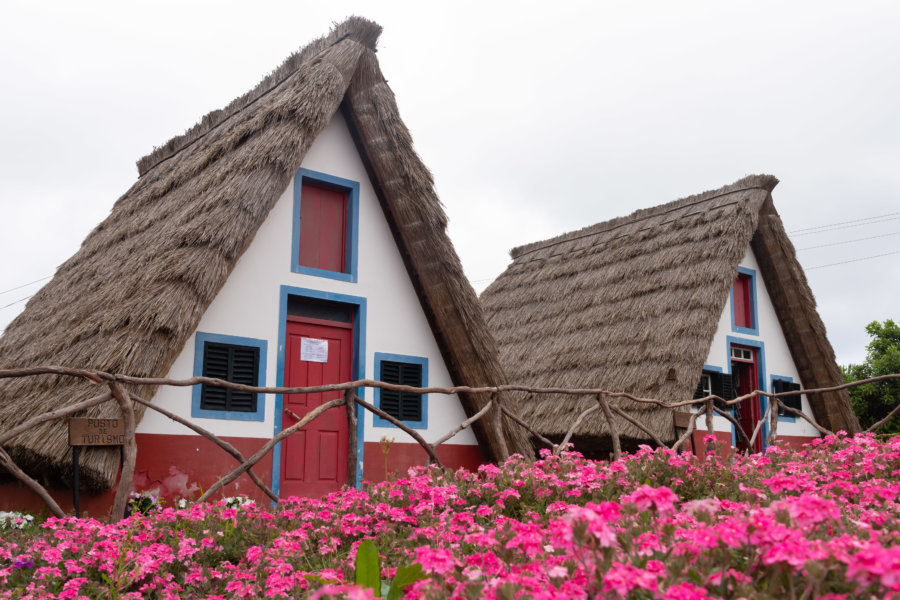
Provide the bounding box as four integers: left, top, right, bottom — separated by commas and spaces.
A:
280, 317, 351, 498
732, 347, 762, 454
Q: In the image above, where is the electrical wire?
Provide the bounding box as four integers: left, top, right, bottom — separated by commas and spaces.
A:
806, 250, 900, 271
0, 275, 51, 297
796, 231, 900, 251
789, 215, 900, 236
0, 295, 33, 311
788, 211, 900, 234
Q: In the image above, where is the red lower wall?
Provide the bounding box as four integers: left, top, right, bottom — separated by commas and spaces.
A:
683, 431, 735, 458
130, 433, 272, 504
362, 442, 484, 484
0, 433, 272, 518
769, 435, 817, 451
686, 430, 817, 457
0, 435, 485, 517
1, 430, 816, 517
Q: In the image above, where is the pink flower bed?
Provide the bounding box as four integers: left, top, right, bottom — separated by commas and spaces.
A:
2, 432, 900, 598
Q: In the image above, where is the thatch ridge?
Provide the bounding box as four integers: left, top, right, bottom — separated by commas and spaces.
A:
481, 174, 857, 452
340, 51, 530, 459
136, 16, 382, 177
750, 197, 860, 432
510, 175, 779, 260
0, 17, 522, 491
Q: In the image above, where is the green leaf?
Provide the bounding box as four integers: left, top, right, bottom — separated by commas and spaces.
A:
386, 563, 427, 600
355, 540, 381, 596
303, 574, 340, 585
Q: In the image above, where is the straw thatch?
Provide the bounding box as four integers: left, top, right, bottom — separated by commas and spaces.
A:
0, 17, 527, 492
481, 175, 859, 456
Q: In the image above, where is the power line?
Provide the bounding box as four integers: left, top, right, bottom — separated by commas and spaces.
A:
789, 215, 900, 237
0, 295, 33, 311
789, 211, 900, 234
796, 231, 900, 251
806, 250, 900, 271
0, 275, 52, 297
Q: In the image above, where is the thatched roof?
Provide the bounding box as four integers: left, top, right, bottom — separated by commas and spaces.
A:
481, 175, 859, 454
0, 17, 527, 491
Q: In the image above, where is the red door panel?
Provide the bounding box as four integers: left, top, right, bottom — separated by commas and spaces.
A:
318, 431, 339, 481
299, 182, 347, 273
284, 430, 306, 481
732, 347, 762, 454
280, 319, 351, 498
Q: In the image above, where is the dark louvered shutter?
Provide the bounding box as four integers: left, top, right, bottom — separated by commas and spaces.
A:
711, 372, 734, 410
380, 361, 422, 422
775, 380, 802, 416
380, 362, 402, 417
201, 342, 259, 412
201, 343, 230, 411
693, 379, 706, 400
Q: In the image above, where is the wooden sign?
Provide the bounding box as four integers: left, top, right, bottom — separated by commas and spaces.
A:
68, 418, 125, 446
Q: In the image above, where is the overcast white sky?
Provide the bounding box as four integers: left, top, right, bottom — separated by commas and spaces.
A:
1, 1, 898, 366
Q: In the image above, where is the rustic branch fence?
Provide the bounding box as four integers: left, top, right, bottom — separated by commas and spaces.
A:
1, 366, 899, 522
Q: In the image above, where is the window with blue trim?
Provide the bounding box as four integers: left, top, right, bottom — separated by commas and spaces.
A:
192, 332, 267, 422
373, 353, 428, 429
291, 168, 359, 283
693, 368, 734, 410
772, 376, 802, 420
731, 267, 759, 335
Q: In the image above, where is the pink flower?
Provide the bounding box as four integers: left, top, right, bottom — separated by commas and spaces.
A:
662, 582, 715, 599
602, 561, 658, 596
622, 485, 679, 515
847, 543, 900, 589
245, 545, 263, 563
414, 546, 459, 575
564, 502, 620, 547
548, 565, 568, 578
57, 577, 88, 599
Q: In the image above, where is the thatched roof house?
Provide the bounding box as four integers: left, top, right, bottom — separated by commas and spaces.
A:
0, 17, 527, 494
481, 175, 859, 456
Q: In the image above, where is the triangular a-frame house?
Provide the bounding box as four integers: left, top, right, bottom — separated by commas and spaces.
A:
0, 17, 527, 511
481, 175, 859, 458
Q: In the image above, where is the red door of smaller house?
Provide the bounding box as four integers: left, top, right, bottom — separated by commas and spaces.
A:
732, 345, 762, 454
280, 317, 351, 498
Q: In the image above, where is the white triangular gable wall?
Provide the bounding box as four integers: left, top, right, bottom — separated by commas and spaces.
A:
702, 246, 820, 439
138, 113, 476, 446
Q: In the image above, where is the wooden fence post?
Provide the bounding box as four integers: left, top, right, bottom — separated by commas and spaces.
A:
345, 389, 357, 488
109, 381, 137, 522
767, 396, 779, 447
704, 398, 716, 456
597, 393, 621, 461
490, 392, 510, 462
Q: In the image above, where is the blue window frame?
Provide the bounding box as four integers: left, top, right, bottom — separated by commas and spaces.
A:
730, 266, 759, 336
373, 352, 428, 429
771, 375, 801, 422
192, 332, 267, 421
291, 168, 359, 282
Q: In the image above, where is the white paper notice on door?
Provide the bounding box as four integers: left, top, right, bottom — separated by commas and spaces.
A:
300, 338, 328, 363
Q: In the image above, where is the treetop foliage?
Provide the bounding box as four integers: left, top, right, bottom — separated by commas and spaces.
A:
843, 319, 900, 433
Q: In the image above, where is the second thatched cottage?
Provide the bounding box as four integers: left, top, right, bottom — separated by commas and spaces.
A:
0, 18, 527, 514
481, 175, 859, 458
